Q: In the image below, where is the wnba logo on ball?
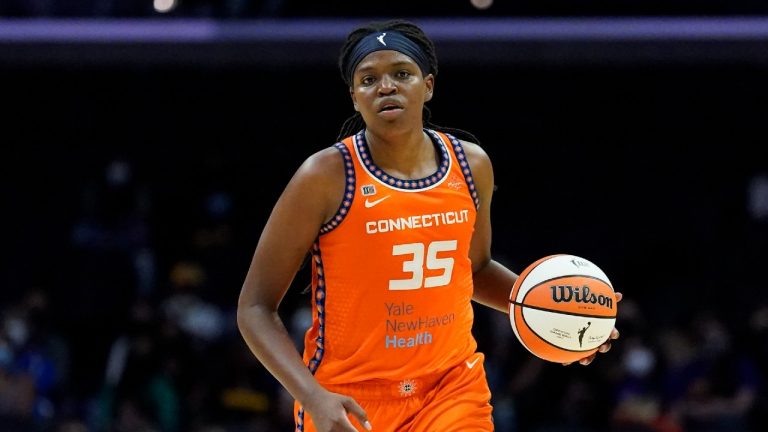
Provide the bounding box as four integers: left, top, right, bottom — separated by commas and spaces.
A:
550, 285, 613, 308
570, 258, 591, 268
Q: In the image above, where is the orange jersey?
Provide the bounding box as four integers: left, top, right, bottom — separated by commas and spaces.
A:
301, 129, 480, 385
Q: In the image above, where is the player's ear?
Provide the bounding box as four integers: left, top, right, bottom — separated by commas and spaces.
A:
424, 74, 434, 102
350, 87, 359, 112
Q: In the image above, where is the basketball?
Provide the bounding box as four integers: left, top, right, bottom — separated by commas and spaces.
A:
508, 254, 617, 363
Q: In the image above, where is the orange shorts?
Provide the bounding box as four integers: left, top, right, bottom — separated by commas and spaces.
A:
294, 353, 493, 432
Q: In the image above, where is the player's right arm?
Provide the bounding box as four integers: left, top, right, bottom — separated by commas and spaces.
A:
237, 147, 371, 432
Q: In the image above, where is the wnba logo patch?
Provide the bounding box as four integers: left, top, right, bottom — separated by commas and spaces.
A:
361, 184, 377, 196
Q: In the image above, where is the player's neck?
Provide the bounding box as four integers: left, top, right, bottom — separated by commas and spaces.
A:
364, 127, 437, 179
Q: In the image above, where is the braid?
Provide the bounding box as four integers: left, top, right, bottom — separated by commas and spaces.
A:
336, 112, 366, 142
424, 107, 482, 145
336, 20, 480, 145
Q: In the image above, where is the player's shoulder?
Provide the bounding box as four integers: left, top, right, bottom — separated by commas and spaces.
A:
456, 139, 492, 175
296, 145, 348, 185
288, 144, 350, 222
455, 139, 494, 199
456, 139, 488, 159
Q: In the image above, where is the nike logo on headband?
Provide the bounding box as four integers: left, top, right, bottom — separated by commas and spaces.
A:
377, 32, 387, 46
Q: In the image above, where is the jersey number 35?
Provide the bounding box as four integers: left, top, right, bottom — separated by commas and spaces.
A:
389, 240, 457, 290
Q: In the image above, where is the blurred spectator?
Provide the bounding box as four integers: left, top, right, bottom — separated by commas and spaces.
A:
673, 314, 759, 432
611, 336, 678, 432
188, 190, 241, 307
92, 299, 180, 432
162, 261, 225, 344
70, 158, 155, 322
0, 289, 70, 430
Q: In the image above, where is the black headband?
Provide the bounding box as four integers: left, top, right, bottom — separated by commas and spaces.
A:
344, 30, 431, 85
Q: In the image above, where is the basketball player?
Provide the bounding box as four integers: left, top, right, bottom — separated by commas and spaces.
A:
237, 20, 621, 432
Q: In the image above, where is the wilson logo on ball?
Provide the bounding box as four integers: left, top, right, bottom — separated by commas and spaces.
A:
550, 285, 613, 308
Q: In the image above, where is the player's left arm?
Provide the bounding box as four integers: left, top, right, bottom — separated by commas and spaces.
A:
462, 140, 518, 313
462, 140, 620, 365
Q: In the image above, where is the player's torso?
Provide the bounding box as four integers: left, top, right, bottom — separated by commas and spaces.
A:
304, 129, 480, 384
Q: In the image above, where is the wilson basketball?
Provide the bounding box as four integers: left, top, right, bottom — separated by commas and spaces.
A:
508, 254, 617, 363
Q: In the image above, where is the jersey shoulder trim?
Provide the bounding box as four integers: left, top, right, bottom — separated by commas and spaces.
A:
443, 133, 480, 209
319, 142, 356, 235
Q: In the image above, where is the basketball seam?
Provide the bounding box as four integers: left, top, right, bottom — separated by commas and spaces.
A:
509, 301, 617, 319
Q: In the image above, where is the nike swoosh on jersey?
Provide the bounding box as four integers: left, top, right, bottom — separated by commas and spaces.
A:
364, 195, 391, 208
466, 356, 480, 369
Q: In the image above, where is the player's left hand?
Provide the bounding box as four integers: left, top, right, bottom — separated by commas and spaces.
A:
563, 291, 622, 366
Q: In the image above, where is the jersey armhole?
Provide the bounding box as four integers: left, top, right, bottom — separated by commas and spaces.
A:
444, 133, 480, 210
318, 142, 356, 235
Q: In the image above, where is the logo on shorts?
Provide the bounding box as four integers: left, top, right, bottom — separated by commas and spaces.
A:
398, 379, 417, 397
466, 356, 480, 369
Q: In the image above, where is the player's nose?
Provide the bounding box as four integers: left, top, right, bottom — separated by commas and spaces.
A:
377, 75, 398, 95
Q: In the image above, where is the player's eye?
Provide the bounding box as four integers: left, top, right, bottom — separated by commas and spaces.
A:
361, 76, 376, 86
396, 70, 412, 79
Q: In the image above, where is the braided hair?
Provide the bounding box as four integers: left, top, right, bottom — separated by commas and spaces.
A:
337, 19, 480, 145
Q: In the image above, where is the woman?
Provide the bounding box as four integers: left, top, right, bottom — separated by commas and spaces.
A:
237, 19, 620, 432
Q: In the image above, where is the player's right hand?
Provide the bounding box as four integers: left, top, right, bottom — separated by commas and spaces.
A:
303, 390, 372, 432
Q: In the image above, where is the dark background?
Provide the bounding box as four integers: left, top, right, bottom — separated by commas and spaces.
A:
2, 2, 768, 432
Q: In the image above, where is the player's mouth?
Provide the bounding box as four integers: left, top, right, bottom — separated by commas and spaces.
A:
378, 100, 404, 113
378, 104, 404, 119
